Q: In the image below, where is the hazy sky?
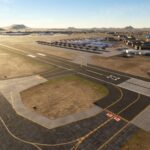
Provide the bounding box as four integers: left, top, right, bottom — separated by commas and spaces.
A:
0, 0, 150, 28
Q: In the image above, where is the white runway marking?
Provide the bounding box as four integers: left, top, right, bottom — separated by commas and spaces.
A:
86, 69, 104, 76
27, 54, 36, 58
88, 65, 130, 79
37, 53, 46, 57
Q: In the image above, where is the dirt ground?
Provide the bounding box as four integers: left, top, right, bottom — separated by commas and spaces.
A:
121, 129, 150, 150
0, 33, 149, 79
21, 75, 108, 119
91, 55, 150, 79
0, 33, 107, 60
0, 47, 53, 79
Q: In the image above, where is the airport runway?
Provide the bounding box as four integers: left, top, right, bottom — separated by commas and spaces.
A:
0, 44, 149, 150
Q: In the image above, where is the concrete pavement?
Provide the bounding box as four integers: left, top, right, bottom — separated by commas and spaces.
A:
0, 74, 103, 129
0, 43, 149, 150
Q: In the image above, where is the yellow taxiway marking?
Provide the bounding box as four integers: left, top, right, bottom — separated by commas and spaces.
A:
0, 116, 77, 147
4, 85, 138, 150
118, 93, 141, 114
71, 119, 112, 150
71, 91, 140, 150
97, 123, 129, 150
0, 117, 41, 150
78, 72, 124, 108
0, 43, 143, 150
105, 86, 123, 110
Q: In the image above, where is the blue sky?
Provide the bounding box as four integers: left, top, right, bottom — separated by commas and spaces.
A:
0, 0, 150, 28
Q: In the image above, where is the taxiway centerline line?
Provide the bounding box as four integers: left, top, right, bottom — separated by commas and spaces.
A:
71, 119, 112, 150
71, 92, 141, 150
0, 43, 146, 150
94, 95, 141, 150
1, 44, 137, 122
118, 93, 141, 114
77, 72, 124, 110
105, 87, 124, 109
0, 117, 41, 150
3, 89, 137, 149
0, 116, 77, 147
97, 123, 129, 150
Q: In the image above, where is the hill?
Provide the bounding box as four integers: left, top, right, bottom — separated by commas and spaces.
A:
7, 24, 28, 30
0, 28, 5, 31
124, 26, 135, 30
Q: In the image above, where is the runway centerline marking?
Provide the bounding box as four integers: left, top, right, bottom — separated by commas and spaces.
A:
88, 65, 131, 79
77, 72, 116, 86
86, 69, 105, 76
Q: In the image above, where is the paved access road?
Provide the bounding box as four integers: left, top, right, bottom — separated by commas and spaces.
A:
0, 44, 149, 150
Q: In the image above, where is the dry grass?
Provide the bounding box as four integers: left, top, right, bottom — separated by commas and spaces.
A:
21, 75, 108, 119
0, 33, 149, 79
91, 55, 150, 79
121, 130, 150, 150
0, 33, 106, 60
0, 35, 75, 60
0, 47, 53, 79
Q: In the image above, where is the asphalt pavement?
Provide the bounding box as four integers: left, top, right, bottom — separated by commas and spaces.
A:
0, 44, 149, 150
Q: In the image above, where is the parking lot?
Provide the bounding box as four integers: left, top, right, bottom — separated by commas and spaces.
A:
37, 38, 123, 57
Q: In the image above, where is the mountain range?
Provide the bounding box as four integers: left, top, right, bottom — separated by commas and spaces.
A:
0, 24, 150, 32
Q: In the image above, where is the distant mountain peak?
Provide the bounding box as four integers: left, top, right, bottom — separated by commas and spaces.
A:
7, 24, 28, 30
67, 27, 77, 30
0, 28, 5, 31
124, 26, 134, 30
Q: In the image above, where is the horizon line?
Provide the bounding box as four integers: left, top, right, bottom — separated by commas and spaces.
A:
1, 24, 150, 29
